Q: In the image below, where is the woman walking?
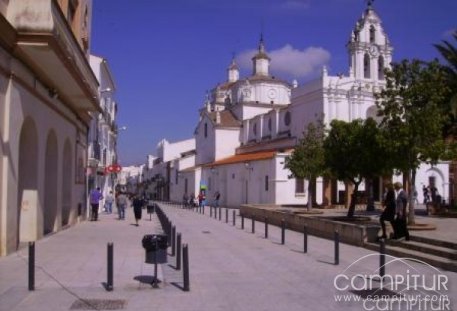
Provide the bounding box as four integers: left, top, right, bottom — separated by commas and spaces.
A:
132, 195, 144, 226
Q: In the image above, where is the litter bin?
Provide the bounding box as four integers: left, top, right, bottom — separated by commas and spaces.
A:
142, 234, 168, 264
146, 201, 155, 214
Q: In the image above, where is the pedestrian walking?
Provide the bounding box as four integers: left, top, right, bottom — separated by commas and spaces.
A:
132, 195, 144, 226
213, 191, 221, 208
393, 182, 410, 241
116, 192, 128, 220
379, 183, 396, 239
89, 187, 103, 221
104, 191, 114, 214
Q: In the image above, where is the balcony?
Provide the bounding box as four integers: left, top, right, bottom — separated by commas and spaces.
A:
5, 0, 100, 121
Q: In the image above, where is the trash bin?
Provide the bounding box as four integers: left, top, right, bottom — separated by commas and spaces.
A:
147, 201, 155, 214
142, 234, 168, 264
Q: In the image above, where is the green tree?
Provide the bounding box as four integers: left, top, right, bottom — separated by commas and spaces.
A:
435, 31, 457, 132
285, 119, 326, 211
376, 59, 452, 224
324, 118, 387, 218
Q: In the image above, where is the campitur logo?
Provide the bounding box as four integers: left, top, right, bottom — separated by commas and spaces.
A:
333, 254, 452, 310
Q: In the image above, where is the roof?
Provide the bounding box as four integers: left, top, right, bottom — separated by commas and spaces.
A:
204, 149, 291, 168
207, 110, 241, 128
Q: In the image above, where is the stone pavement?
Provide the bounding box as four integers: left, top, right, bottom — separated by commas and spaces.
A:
0, 203, 456, 311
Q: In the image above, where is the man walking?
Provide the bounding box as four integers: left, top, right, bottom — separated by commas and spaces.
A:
116, 192, 128, 220
89, 187, 103, 221
394, 182, 410, 241
104, 191, 114, 214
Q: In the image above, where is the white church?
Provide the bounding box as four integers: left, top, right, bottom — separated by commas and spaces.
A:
146, 3, 450, 208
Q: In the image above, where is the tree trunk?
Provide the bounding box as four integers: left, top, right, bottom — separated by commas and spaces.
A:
307, 178, 313, 211
347, 182, 360, 218
365, 177, 375, 212
408, 169, 416, 225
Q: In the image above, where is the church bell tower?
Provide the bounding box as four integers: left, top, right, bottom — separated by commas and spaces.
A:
347, 1, 393, 81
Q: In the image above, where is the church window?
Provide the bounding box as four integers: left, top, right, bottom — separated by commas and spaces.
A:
253, 123, 257, 135
204, 123, 208, 138
265, 175, 269, 191
378, 56, 385, 80
295, 178, 305, 194
369, 25, 376, 43
284, 112, 291, 126
364, 54, 371, 79
268, 118, 272, 131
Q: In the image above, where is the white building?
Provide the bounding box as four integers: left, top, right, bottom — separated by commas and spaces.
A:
0, 0, 99, 255
150, 3, 450, 208
88, 55, 118, 206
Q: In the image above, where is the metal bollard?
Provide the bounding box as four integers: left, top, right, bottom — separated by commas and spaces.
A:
210, 206, 213, 217
281, 219, 286, 245
171, 226, 176, 256
177, 233, 182, 270
251, 216, 255, 234
334, 231, 340, 265
219, 207, 222, 221
303, 225, 308, 253
183, 244, 190, 292
107, 243, 113, 291
241, 214, 244, 229
202, 205, 205, 215
380, 239, 386, 277
233, 210, 236, 226
265, 217, 269, 239
28, 242, 35, 291
225, 208, 228, 223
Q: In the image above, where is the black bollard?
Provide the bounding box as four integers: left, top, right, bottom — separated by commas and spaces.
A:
233, 210, 236, 226
171, 226, 176, 256
225, 208, 228, 223
380, 239, 386, 277
265, 217, 269, 239
183, 244, 190, 292
219, 207, 222, 221
210, 206, 213, 217
251, 216, 255, 234
241, 214, 245, 229
202, 205, 205, 215
28, 242, 35, 291
303, 225, 308, 253
281, 219, 286, 245
107, 243, 113, 291
334, 231, 340, 265
177, 233, 182, 270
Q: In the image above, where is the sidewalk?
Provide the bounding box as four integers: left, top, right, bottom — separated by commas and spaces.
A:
0, 203, 456, 311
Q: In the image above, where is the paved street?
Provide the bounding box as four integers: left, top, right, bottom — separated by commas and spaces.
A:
0, 203, 456, 311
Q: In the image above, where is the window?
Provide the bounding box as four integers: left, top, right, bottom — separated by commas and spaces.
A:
268, 118, 272, 131
295, 178, 305, 193
265, 175, 269, 191
369, 25, 376, 43
184, 178, 188, 193
253, 123, 257, 135
175, 170, 178, 185
378, 56, 384, 80
284, 112, 291, 126
208, 177, 212, 191
204, 123, 208, 138
364, 53, 370, 79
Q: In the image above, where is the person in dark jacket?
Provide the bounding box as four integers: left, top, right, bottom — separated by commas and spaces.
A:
132, 195, 144, 226
380, 183, 396, 239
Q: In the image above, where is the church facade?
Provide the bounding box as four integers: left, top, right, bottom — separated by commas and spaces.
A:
148, 4, 450, 208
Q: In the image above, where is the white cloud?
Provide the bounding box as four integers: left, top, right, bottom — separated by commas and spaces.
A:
237, 44, 331, 78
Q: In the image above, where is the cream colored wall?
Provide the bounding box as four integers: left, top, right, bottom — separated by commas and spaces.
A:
0, 54, 86, 255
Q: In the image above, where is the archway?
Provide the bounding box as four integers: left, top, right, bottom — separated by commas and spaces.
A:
61, 139, 72, 226
17, 118, 38, 248
44, 130, 58, 235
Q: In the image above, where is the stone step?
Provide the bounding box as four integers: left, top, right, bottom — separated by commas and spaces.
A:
365, 242, 457, 273
387, 239, 457, 260
409, 235, 457, 250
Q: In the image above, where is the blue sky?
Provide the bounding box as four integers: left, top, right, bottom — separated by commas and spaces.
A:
91, 0, 456, 166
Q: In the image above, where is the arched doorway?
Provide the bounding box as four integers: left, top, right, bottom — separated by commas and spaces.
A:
61, 139, 72, 226
17, 118, 38, 248
44, 130, 58, 235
